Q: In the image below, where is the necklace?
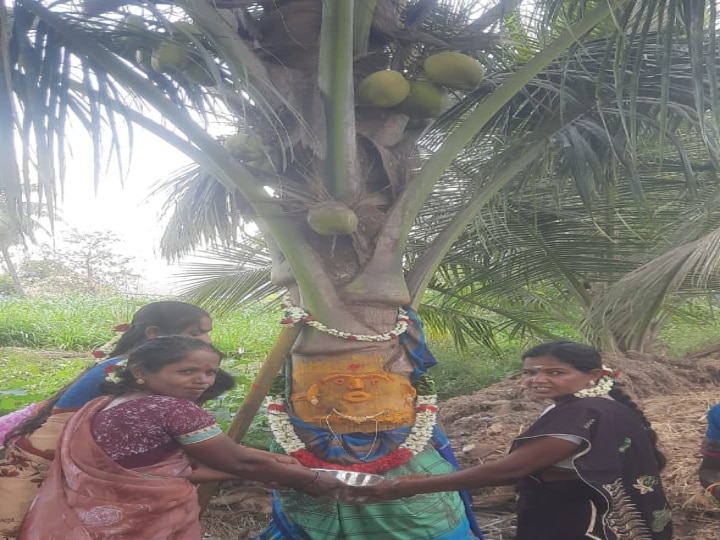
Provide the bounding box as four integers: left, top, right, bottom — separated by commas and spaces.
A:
329, 408, 387, 424
325, 413, 380, 461
266, 395, 438, 474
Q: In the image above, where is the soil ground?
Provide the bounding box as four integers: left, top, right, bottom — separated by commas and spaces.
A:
202, 351, 720, 539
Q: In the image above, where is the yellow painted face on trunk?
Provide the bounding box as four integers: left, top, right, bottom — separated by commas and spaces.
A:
290, 356, 416, 434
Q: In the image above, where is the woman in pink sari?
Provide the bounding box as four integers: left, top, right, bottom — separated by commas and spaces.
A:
1, 301, 217, 538
18, 336, 341, 540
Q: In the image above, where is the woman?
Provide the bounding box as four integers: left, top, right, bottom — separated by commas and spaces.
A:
351, 341, 673, 540
18, 336, 341, 539
698, 402, 720, 503
0, 301, 217, 539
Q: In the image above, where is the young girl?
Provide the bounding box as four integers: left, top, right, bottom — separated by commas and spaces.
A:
351, 341, 673, 540
0, 301, 217, 538
18, 336, 342, 539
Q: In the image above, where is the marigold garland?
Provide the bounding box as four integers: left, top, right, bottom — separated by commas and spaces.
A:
266, 395, 438, 474
279, 297, 411, 342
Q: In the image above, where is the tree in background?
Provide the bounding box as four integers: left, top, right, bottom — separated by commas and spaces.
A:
0, 193, 45, 296
35, 230, 139, 293
4, 0, 719, 537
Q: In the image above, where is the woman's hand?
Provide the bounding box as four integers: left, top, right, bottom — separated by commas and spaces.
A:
294, 470, 345, 499
346, 476, 419, 503
270, 454, 301, 466
241, 446, 301, 466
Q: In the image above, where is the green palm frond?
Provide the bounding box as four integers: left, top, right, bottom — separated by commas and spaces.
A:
155, 163, 249, 259
174, 240, 282, 315
584, 184, 720, 349
5, 0, 300, 220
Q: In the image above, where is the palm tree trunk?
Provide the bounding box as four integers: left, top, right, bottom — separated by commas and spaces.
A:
1, 245, 24, 296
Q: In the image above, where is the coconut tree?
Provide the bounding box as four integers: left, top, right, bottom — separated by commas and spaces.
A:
0, 201, 28, 296
584, 181, 720, 352
4, 0, 719, 537
0, 193, 46, 296
163, 32, 720, 355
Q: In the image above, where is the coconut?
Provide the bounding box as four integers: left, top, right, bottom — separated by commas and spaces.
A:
245, 156, 277, 173
122, 14, 145, 31
356, 70, 410, 108
151, 41, 188, 73
395, 81, 448, 118
182, 60, 216, 87
307, 201, 358, 235
172, 21, 203, 40
224, 133, 265, 161
424, 51, 484, 91
115, 15, 145, 55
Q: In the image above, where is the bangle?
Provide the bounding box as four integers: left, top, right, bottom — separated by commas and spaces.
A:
306, 470, 320, 488
705, 482, 720, 506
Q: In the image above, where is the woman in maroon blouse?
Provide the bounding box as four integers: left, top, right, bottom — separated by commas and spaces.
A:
19, 336, 342, 540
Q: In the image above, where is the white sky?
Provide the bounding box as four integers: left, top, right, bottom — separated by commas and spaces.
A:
49, 128, 195, 294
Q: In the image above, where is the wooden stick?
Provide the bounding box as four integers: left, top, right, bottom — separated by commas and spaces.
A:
198, 325, 300, 511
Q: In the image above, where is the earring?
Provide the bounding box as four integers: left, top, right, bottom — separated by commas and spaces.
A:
588, 380, 596, 387
136, 378, 146, 385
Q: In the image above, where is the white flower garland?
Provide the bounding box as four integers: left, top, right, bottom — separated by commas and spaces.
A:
104, 359, 128, 383
279, 298, 411, 342
574, 372, 615, 398
399, 395, 437, 453
266, 394, 438, 456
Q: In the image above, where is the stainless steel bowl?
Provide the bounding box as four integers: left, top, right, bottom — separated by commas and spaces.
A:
312, 468, 385, 487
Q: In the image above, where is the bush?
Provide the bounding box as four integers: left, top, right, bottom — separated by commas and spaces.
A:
0, 274, 19, 297
0, 294, 279, 438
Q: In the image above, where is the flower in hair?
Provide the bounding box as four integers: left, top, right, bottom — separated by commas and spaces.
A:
92, 323, 130, 362
601, 366, 620, 378
574, 366, 617, 398
103, 359, 128, 383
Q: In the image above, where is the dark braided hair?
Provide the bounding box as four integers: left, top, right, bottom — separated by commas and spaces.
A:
4, 302, 210, 446
98, 336, 222, 396
522, 340, 667, 471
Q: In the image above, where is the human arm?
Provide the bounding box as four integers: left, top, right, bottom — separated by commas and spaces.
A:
699, 405, 720, 499
182, 434, 342, 497
698, 457, 720, 489
188, 465, 247, 483
350, 436, 580, 501
187, 447, 301, 484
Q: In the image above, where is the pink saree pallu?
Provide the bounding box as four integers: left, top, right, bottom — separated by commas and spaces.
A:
0, 409, 75, 539
18, 397, 202, 540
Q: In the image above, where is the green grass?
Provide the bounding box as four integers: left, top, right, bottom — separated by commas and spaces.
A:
0, 294, 143, 350
652, 302, 720, 358
0, 349, 90, 413
428, 339, 525, 400
0, 295, 279, 430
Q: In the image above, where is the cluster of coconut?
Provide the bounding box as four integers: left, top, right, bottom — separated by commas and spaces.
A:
356, 52, 484, 118
119, 16, 216, 86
